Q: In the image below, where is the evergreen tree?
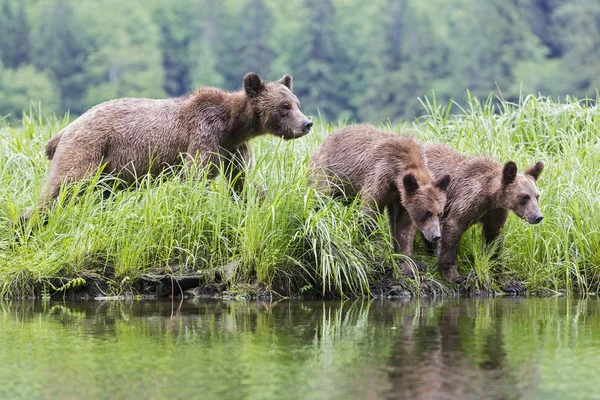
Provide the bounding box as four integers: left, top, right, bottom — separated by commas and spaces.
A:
356, 0, 407, 122
0, 0, 30, 68
155, 2, 193, 96
442, 0, 545, 104
1, 0, 600, 123
285, 0, 351, 121
357, 1, 448, 121
522, 0, 563, 58
233, 0, 274, 80
549, 1, 600, 94
0, 60, 59, 120
80, 0, 165, 108
188, 0, 227, 89
332, 0, 389, 121
34, 0, 88, 114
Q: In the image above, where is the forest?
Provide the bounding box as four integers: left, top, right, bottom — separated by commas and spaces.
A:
1, 0, 599, 124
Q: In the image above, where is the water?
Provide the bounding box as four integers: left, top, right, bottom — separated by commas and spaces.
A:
0, 298, 598, 400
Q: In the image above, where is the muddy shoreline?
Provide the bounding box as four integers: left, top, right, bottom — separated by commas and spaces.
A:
7, 271, 552, 301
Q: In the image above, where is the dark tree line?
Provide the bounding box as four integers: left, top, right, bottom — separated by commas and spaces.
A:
1, 0, 600, 123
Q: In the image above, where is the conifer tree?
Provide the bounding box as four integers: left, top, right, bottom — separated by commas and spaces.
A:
286, 0, 351, 121
155, 3, 193, 96
233, 0, 274, 80
34, 0, 88, 114
0, 0, 30, 68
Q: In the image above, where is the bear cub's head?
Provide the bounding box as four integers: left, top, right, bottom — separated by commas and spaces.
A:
501, 161, 544, 224
402, 173, 451, 243
243, 72, 313, 140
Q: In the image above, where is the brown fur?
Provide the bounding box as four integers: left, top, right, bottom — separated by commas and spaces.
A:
310, 124, 450, 277
423, 143, 544, 283
23, 73, 312, 221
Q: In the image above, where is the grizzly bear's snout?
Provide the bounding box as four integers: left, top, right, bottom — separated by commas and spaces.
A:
283, 117, 313, 140
429, 232, 442, 243
514, 195, 543, 225
287, 112, 313, 138
302, 119, 314, 133
419, 220, 442, 243
525, 213, 544, 225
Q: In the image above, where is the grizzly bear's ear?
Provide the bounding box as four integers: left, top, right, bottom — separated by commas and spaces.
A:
403, 174, 419, 195
244, 72, 264, 97
502, 161, 518, 185
435, 174, 451, 191
279, 74, 293, 90
525, 161, 544, 182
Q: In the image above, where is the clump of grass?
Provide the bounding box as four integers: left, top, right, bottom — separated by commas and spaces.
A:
0, 95, 599, 298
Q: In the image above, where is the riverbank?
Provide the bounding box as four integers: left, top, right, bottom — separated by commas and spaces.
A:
1, 96, 599, 299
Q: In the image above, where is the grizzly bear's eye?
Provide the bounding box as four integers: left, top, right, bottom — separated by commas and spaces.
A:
282, 103, 292, 110
422, 211, 432, 221
519, 194, 531, 205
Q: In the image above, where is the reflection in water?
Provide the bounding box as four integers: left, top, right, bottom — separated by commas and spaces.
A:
0, 298, 599, 399
385, 300, 517, 400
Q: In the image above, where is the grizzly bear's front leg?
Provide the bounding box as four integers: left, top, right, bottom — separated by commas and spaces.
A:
437, 222, 466, 284
480, 209, 509, 255
186, 140, 253, 194
358, 185, 385, 236
480, 209, 523, 293
387, 201, 426, 278
227, 144, 252, 194
185, 141, 222, 181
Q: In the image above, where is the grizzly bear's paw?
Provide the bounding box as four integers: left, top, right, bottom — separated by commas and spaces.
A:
402, 267, 416, 279
401, 263, 417, 279
440, 268, 466, 284
401, 262, 429, 279
415, 262, 428, 273
501, 280, 525, 295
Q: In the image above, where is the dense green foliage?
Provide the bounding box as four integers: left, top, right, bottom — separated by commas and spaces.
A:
0, 97, 598, 298
1, 0, 600, 123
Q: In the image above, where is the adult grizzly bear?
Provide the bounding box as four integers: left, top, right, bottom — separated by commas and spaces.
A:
423, 143, 544, 284
310, 124, 450, 277
23, 73, 312, 221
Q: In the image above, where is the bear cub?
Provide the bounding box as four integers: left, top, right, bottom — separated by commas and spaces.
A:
310, 124, 450, 277
423, 143, 544, 284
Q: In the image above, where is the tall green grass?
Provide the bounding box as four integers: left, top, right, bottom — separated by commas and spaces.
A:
0, 96, 599, 298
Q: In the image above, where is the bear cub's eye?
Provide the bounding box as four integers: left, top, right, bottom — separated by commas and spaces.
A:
282, 103, 292, 110
519, 194, 531, 205
422, 211, 432, 221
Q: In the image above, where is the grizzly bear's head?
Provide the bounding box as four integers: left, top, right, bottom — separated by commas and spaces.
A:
501, 161, 544, 224
243, 72, 313, 140
402, 173, 451, 243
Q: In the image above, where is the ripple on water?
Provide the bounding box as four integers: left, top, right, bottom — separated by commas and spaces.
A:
0, 298, 598, 400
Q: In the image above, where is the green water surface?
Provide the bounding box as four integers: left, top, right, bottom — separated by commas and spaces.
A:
0, 298, 598, 400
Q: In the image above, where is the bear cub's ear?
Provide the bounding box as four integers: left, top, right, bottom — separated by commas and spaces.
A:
279, 74, 293, 90
244, 72, 264, 97
435, 174, 451, 191
525, 161, 544, 182
502, 161, 518, 185
403, 173, 420, 195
